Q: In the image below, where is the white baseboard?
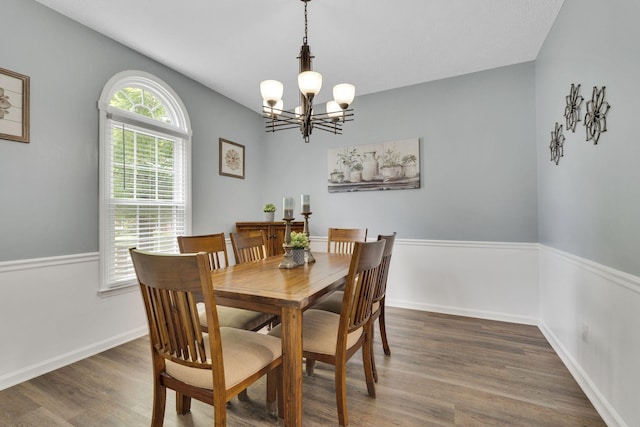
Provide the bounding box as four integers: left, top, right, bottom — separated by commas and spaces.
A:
387, 298, 538, 325
0, 326, 147, 391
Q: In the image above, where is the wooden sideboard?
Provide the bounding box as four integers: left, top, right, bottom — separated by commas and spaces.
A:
235, 221, 304, 257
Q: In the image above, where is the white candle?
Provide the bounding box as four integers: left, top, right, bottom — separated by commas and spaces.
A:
283, 196, 294, 218
301, 194, 311, 213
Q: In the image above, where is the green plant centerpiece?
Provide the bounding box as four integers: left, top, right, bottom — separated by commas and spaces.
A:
263, 203, 276, 221
289, 231, 309, 265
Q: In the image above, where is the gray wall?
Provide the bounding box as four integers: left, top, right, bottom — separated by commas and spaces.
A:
0, 0, 264, 262
260, 63, 539, 242
536, 0, 640, 276
1, 0, 549, 263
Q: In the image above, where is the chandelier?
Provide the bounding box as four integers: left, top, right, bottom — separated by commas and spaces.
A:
260, 0, 355, 143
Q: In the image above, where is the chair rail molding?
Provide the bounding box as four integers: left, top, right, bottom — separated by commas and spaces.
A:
0, 252, 99, 274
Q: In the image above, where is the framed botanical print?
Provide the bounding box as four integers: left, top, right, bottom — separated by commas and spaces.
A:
0, 67, 30, 143
219, 138, 245, 179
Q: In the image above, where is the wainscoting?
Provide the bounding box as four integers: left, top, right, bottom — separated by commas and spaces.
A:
1, 239, 637, 426
0, 253, 147, 391
539, 245, 640, 427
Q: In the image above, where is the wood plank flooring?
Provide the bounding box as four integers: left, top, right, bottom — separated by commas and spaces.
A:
0, 308, 606, 426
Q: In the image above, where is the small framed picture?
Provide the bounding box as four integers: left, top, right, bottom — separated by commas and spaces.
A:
0, 67, 30, 143
219, 138, 245, 179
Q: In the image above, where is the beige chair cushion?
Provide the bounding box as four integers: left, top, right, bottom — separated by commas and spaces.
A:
312, 291, 344, 314
372, 300, 380, 313
197, 302, 273, 331
269, 309, 362, 356
165, 327, 282, 390
314, 292, 380, 316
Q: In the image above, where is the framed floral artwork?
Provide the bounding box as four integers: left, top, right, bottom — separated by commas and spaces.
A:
219, 138, 245, 179
0, 67, 30, 143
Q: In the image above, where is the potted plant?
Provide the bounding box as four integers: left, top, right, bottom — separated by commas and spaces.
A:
350, 162, 363, 182
379, 148, 403, 179
263, 203, 276, 222
336, 148, 360, 182
330, 169, 344, 183
289, 231, 309, 265
401, 154, 418, 178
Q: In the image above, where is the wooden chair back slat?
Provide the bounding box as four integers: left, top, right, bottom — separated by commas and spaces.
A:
339, 240, 386, 335
327, 228, 368, 254
373, 233, 396, 303
230, 231, 268, 264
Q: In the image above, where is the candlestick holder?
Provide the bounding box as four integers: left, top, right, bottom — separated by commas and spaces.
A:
301, 211, 316, 263
279, 217, 298, 269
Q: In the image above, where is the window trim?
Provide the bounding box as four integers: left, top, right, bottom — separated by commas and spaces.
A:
98, 70, 192, 293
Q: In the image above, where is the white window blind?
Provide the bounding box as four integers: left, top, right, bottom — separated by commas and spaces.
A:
105, 120, 187, 288
99, 71, 191, 291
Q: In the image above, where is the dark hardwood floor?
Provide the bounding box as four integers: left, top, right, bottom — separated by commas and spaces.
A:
0, 308, 606, 426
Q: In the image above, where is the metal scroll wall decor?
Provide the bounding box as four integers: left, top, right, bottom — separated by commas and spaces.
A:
550, 83, 611, 165
584, 86, 610, 144
564, 83, 583, 132
549, 122, 565, 165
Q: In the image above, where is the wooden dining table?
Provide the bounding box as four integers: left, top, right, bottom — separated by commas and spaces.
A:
210, 251, 352, 427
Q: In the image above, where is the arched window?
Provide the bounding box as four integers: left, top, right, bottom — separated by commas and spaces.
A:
98, 71, 191, 291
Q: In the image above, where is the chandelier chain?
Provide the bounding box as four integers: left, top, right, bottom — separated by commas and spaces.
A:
303, 0, 308, 44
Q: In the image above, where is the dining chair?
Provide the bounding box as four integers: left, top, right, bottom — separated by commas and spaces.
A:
327, 227, 368, 254
177, 233, 275, 333
268, 240, 385, 427
230, 230, 269, 264
304, 227, 368, 376
129, 248, 283, 427
312, 233, 397, 384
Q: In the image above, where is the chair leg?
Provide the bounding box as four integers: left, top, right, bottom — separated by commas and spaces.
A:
369, 318, 378, 383
238, 388, 250, 402
175, 392, 191, 415
335, 363, 349, 427
379, 302, 391, 356
214, 394, 227, 426
151, 379, 167, 427
363, 327, 376, 398
266, 368, 277, 415
371, 337, 378, 383
266, 364, 284, 419
305, 358, 316, 376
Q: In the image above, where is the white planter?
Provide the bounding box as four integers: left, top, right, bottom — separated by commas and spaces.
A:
291, 248, 306, 265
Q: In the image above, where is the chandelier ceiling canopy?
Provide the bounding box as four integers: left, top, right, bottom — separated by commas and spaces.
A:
260, 0, 355, 143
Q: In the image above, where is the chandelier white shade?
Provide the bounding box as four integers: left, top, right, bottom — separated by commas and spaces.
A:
298, 71, 323, 97
333, 84, 356, 109
260, 0, 354, 143
260, 80, 284, 106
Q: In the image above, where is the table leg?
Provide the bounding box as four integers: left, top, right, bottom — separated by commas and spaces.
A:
281, 306, 303, 427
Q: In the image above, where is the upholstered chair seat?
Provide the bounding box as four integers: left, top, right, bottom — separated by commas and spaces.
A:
197, 303, 274, 331
270, 309, 362, 356
166, 327, 282, 390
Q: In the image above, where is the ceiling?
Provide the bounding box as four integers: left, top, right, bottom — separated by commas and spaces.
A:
34, 0, 564, 114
